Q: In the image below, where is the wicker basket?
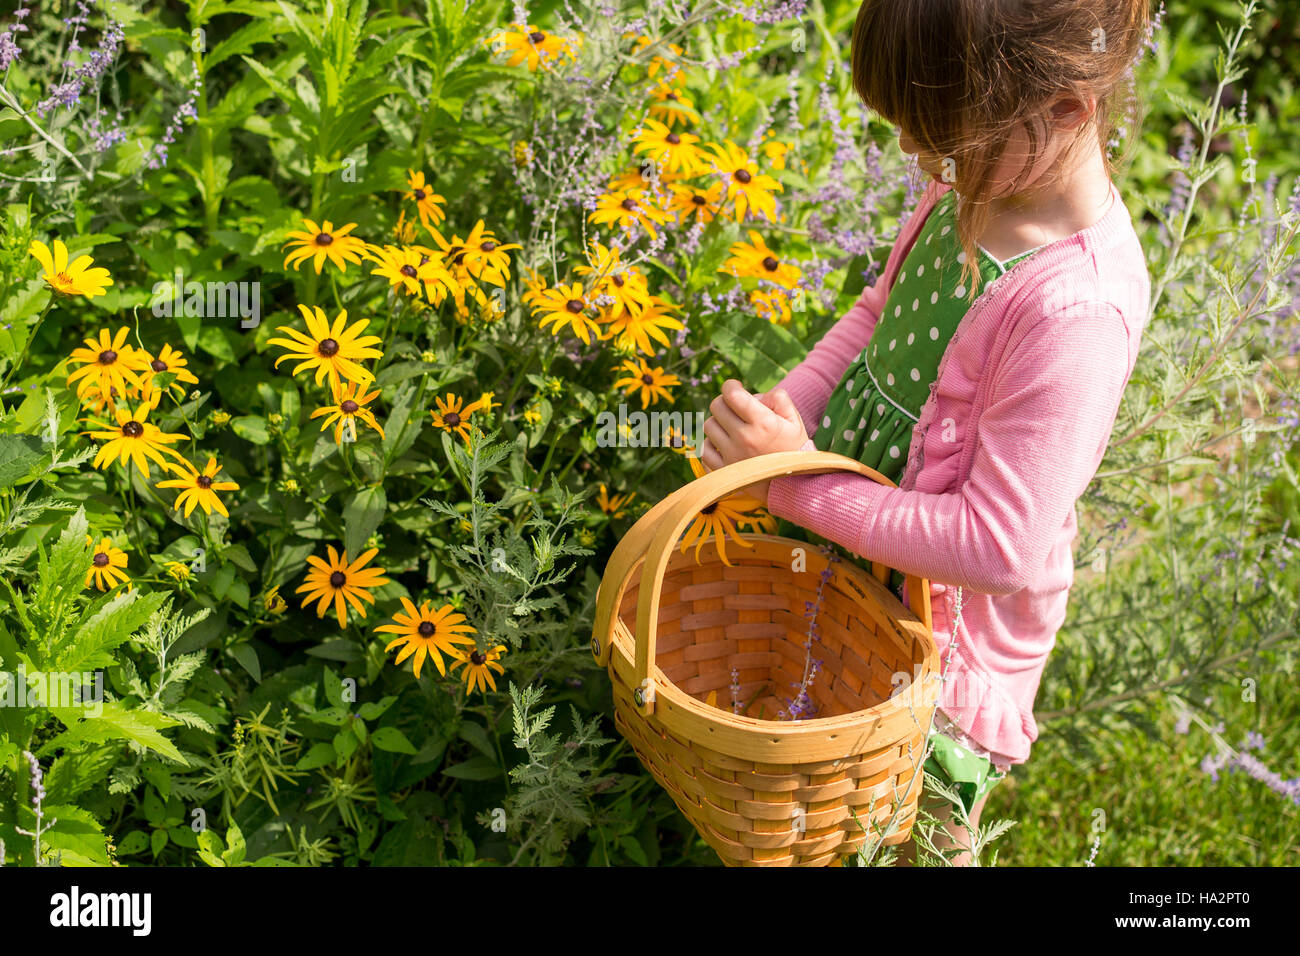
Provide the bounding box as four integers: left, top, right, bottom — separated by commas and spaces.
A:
591, 450, 941, 867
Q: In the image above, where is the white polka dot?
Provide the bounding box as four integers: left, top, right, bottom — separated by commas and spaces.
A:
876, 404, 885, 416
822, 416, 831, 428
889, 339, 897, 350
907, 332, 915, 345
848, 398, 857, 409
954, 284, 966, 297
870, 429, 879, 441
886, 373, 895, 386
956, 251, 967, 265
910, 368, 921, 381
930, 291, 939, 305
911, 298, 919, 311
843, 430, 854, 441
925, 235, 932, 246
894, 305, 901, 317
916, 264, 924, 277
845, 379, 854, 391
934, 257, 942, 269
859, 418, 867, 428
899, 271, 906, 283
940, 225, 951, 236
889, 445, 900, 458
930, 327, 940, 340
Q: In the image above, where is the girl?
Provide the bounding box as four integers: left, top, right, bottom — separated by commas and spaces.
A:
700, 0, 1152, 865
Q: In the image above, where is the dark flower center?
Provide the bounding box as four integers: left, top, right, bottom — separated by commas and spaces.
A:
444, 412, 461, 427
470, 650, 486, 665
691, 194, 706, 205
701, 503, 717, 515
452, 252, 465, 266
666, 133, 680, 145
400, 264, 418, 278
481, 240, 497, 252
762, 256, 779, 271
666, 91, 679, 101
318, 338, 340, 357
418, 621, 435, 637
734, 168, 752, 184
413, 188, 426, 200
93, 552, 109, 567
121, 420, 144, 438
565, 299, 584, 314
641, 373, 654, 385
612, 275, 624, 287
99, 349, 118, 365
150, 358, 168, 372
620, 197, 638, 211
528, 31, 546, 44
329, 571, 346, 588
316, 232, 334, 246
196, 474, 213, 488
341, 400, 359, 414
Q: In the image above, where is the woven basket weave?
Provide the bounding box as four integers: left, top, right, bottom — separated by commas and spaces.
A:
592, 451, 941, 867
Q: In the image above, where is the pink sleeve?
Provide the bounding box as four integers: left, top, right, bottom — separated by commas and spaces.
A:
766, 302, 1135, 595
772, 182, 948, 437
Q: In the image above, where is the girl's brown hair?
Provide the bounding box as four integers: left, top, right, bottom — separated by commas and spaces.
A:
851, 0, 1150, 294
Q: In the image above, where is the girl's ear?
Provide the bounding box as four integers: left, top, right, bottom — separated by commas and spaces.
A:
1049, 92, 1097, 132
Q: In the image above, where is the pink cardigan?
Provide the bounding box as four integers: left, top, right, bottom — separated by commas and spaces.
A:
766, 179, 1149, 764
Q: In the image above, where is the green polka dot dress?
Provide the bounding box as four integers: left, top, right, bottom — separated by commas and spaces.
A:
814, 191, 1042, 484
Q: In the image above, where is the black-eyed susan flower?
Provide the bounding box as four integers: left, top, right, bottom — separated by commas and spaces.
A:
376, 598, 477, 679
310, 381, 385, 445
282, 218, 368, 274
614, 357, 680, 409
607, 161, 672, 193
704, 140, 783, 223
720, 231, 802, 289
647, 82, 700, 126
485, 23, 581, 72
268, 304, 383, 390
29, 239, 113, 298
588, 189, 675, 240
66, 327, 149, 406
596, 484, 635, 518
669, 181, 723, 224
602, 297, 684, 356
368, 245, 454, 303
155, 456, 240, 517
521, 268, 548, 309
751, 287, 793, 326
86, 536, 129, 591
628, 34, 685, 79
574, 241, 652, 320
136, 343, 200, 407
164, 561, 192, 583
459, 220, 520, 287
296, 546, 390, 628
85, 404, 189, 477
262, 586, 288, 615
404, 169, 446, 230
447, 643, 507, 694
633, 119, 705, 176
392, 210, 420, 245
430, 392, 487, 444
531, 282, 602, 345
680, 456, 762, 567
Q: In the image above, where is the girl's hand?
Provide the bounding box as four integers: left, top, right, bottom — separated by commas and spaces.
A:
700, 380, 809, 505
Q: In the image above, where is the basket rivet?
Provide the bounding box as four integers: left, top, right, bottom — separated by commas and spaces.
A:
634, 687, 645, 707
590, 635, 601, 657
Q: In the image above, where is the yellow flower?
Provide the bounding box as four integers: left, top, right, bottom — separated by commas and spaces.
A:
268, 305, 383, 391
392, 210, 419, 245
66, 327, 149, 407
573, 241, 653, 320
476, 391, 499, 413
404, 169, 446, 230
164, 561, 191, 583
263, 586, 288, 615
430, 392, 487, 444
521, 268, 548, 308
486, 23, 581, 72
135, 343, 200, 407
155, 456, 240, 518
368, 245, 454, 303
762, 136, 790, 171
680, 456, 762, 567
613, 357, 679, 409
523, 403, 543, 425
458, 220, 521, 287
295, 546, 390, 628
647, 82, 699, 126
531, 282, 602, 345
607, 161, 674, 193
512, 140, 534, 167
29, 239, 113, 298
588, 189, 675, 240
629, 35, 685, 79
85, 536, 129, 591
85, 404, 190, 478
282, 218, 368, 274
703, 140, 783, 222
632, 118, 705, 176
751, 287, 793, 326
668, 181, 724, 224
447, 643, 507, 694
601, 297, 684, 356
596, 484, 635, 518
310, 381, 385, 445
210, 410, 231, 428
376, 598, 477, 679
719, 231, 802, 289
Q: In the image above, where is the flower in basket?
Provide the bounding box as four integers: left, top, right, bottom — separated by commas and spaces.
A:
678, 456, 764, 567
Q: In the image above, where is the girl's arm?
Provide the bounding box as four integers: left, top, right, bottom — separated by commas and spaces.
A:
766, 300, 1138, 595
772, 182, 949, 435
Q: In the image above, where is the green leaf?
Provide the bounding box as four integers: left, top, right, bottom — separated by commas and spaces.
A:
457, 721, 496, 760
230, 642, 261, 682
441, 756, 498, 780
56, 589, 167, 673
230, 415, 271, 445
115, 830, 150, 856
296, 742, 336, 770
48, 701, 184, 763
370, 726, 417, 754
711, 312, 808, 392
343, 485, 387, 557
0, 434, 46, 488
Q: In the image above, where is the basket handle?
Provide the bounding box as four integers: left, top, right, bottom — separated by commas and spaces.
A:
623, 449, 932, 716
